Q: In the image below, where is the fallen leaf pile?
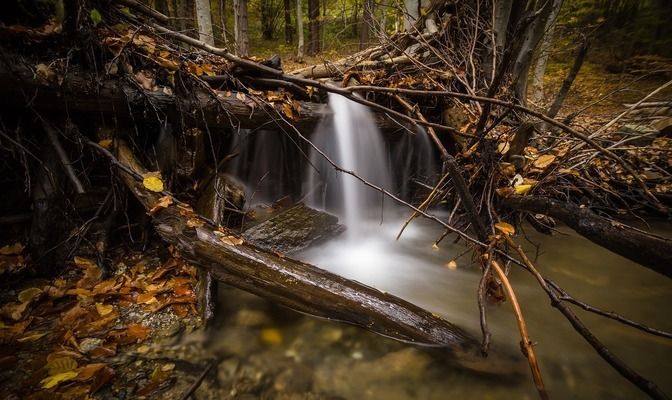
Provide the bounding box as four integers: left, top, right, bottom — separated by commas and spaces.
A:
0, 249, 201, 398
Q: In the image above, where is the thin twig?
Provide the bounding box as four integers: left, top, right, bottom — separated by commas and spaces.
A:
490, 258, 548, 400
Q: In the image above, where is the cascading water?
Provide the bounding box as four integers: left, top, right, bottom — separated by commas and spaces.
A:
304, 93, 393, 238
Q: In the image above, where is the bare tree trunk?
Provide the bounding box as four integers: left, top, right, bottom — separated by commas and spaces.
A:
403, 0, 418, 31
511, 0, 563, 104
359, 0, 373, 50
195, 0, 215, 45
308, 0, 320, 55
234, 0, 250, 56
219, 0, 229, 45
284, 0, 294, 43
296, 0, 304, 61
531, 0, 562, 105
546, 40, 589, 118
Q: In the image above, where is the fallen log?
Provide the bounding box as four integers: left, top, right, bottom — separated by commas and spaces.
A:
0, 58, 402, 132
502, 196, 672, 279
111, 140, 483, 354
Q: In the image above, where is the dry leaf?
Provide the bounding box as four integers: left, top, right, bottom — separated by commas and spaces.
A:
0, 243, 24, 255
533, 154, 556, 169
445, 260, 458, 270
236, 92, 246, 101
220, 235, 243, 246
95, 302, 114, 316
18, 287, 42, 303
98, 138, 113, 148
148, 195, 172, 215
494, 222, 515, 236
47, 356, 78, 375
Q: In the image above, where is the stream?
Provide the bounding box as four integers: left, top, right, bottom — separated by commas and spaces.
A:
209, 94, 672, 399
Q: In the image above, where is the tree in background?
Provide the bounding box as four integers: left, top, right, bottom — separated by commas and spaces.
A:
296, 0, 304, 60
234, 0, 250, 56
359, 0, 373, 50
308, 0, 320, 54
195, 0, 215, 45
259, 0, 282, 40
284, 0, 293, 43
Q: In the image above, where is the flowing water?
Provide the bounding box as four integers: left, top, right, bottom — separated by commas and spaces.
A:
221, 95, 672, 399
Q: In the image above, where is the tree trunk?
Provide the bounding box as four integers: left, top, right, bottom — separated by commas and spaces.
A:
403, 0, 418, 31
219, 0, 228, 46
511, 0, 563, 104
234, 0, 250, 56
195, 0, 215, 46
284, 0, 293, 43
360, 0, 373, 50
502, 196, 672, 279
308, 0, 320, 55
546, 40, 589, 118
296, 0, 304, 61
531, 0, 562, 105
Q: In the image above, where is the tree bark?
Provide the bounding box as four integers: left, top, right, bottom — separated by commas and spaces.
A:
195, 0, 215, 46
234, 0, 250, 56
308, 0, 320, 55
284, 0, 294, 43
360, 0, 373, 50
296, 0, 305, 61
502, 196, 672, 279
530, 0, 561, 105
511, 0, 563, 104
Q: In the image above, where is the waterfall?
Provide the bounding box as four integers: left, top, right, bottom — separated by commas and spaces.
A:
304, 93, 393, 238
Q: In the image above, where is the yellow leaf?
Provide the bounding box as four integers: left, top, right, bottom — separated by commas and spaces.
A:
0, 242, 24, 255
18, 287, 42, 303
136, 345, 151, 354
533, 154, 556, 169
47, 357, 78, 375
260, 328, 283, 345
95, 302, 114, 317
494, 222, 515, 236
17, 331, 48, 343
431, 243, 439, 251
514, 184, 532, 195
98, 139, 113, 148
445, 260, 458, 270
156, 56, 180, 71
40, 371, 79, 389
143, 174, 164, 192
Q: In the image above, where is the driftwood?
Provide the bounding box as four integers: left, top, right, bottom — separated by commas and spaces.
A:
502, 196, 672, 279
110, 140, 483, 355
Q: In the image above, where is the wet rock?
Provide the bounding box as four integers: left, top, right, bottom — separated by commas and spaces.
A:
273, 363, 314, 393
234, 309, 272, 327
218, 357, 240, 384
242, 204, 344, 254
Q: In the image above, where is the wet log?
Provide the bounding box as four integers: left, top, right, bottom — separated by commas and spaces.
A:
112, 140, 480, 353
502, 196, 672, 279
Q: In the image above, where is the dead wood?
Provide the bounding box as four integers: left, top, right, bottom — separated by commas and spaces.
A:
502, 196, 672, 279
109, 140, 483, 354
